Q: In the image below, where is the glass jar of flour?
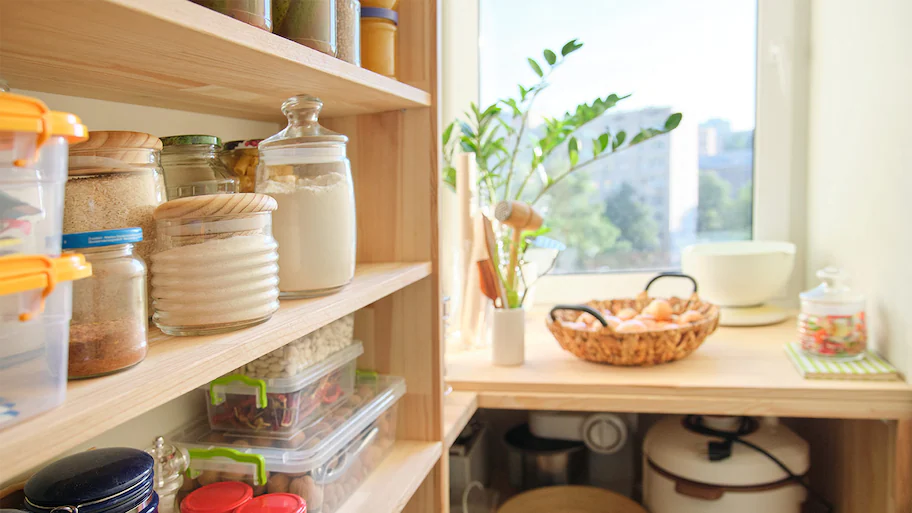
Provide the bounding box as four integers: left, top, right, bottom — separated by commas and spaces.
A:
257, 95, 356, 298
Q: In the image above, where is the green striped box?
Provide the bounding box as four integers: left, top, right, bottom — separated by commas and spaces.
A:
785, 342, 899, 381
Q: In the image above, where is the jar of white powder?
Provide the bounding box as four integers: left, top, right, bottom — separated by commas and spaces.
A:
257, 95, 356, 298
151, 193, 280, 336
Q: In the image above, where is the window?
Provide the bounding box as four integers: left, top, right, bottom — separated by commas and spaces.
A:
478, 0, 758, 274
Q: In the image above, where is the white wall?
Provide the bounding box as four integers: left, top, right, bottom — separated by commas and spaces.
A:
805, 0, 912, 372
4, 90, 279, 484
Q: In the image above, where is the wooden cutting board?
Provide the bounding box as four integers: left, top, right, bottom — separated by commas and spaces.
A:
498, 486, 647, 513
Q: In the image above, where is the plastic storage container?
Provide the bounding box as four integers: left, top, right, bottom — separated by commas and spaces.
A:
257, 95, 355, 299
0, 254, 91, 428
274, 0, 337, 56
175, 375, 405, 513
66, 131, 165, 268
160, 135, 238, 200
24, 448, 159, 513
236, 314, 355, 379
221, 139, 263, 193
336, 0, 361, 64
192, 0, 273, 31
63, 228, 148, 379
1, 92, 87, 257
207, 342, 363, 434
799, 267, 867, 360
360, 7, 397, 78
151, 194, 280, 336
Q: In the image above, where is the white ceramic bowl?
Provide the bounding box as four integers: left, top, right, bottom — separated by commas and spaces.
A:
681, 241, 796, 307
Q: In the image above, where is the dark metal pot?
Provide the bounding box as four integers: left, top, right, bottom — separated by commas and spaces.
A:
505, 423, 587, 490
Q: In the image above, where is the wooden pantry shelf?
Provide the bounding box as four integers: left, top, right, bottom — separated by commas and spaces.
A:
0, 262, 430, 480
336, 440, 442, 513
0, 0, 431, 121
447, 314, 912, 420
443, 391, 477, 447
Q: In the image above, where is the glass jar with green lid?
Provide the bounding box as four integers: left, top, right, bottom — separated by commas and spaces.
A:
160, 135, 239, 200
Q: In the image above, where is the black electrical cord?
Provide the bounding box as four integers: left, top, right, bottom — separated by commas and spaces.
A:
683, 415, 834, 513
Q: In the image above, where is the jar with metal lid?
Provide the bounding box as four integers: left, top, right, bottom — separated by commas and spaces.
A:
274, 0, 337, 56
160, 135, 238, 200
151, 193, 280, 336
63, 227, 148, 379
145, 437, 191, 513
336, 0, 361, 64
257, 95, 355, 298
191, 0, 273, 31
237, 494, 307, 513
24, 448, 159, 513
181, 482, 253, 513
66, 130, 164, 267
799, 267, 867, 360
221, 139, 262, 193
361, 7, 397, 78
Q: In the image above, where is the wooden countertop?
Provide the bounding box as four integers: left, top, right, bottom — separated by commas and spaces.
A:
446, 314, 912, 419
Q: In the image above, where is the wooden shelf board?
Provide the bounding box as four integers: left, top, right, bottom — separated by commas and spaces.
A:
0, 0, 430, 121
0, 262, 431, 479
447, 314, 912, 420
443, 391, 478, 447
336, 440, 442, 513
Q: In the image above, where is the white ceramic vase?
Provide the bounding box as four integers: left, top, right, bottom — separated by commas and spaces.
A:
491, 308, 525, 366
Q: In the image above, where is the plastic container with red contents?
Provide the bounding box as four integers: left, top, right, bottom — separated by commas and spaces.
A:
181, 481, 254, 513
237, 494, 307, 513
206, 342, 363, 434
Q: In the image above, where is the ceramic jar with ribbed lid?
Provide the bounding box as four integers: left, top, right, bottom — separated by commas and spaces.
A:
151, 193, 280, 336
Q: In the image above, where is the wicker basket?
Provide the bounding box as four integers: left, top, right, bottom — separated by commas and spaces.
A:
546, 273, 720, 366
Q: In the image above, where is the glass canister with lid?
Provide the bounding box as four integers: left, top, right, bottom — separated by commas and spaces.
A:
273, 0, 337, 56
66, 130, 164, 266
160, 135, 239, 200
221, 139, 262, 193
799, 267, 867, 360
151, 193, 280, 336
63, 228, 148, 379
257, 95, 356, 298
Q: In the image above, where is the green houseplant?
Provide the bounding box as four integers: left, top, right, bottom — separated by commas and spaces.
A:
443, 39, 682, 308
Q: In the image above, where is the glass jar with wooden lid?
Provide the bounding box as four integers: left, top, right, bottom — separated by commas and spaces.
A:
160, 135, 239, 200
66, 130, 165, 267
151, 193, 279, 336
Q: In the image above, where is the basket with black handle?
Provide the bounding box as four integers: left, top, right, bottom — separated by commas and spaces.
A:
546, 273, 720, 366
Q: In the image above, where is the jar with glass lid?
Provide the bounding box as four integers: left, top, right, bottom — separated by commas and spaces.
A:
67, 130, 164, 267
799, 267, 867, 360
257, 95, 355, 298
151, 193, 280, 336
160, 135, 239, 200
63, 227, 148, 379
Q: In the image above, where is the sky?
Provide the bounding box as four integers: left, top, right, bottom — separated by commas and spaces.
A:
479, 0, 758, 131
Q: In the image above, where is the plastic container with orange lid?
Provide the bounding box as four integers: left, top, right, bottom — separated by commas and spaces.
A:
360, 7, 397, 78
1, 92, 87, 258
0, 253, 92, 429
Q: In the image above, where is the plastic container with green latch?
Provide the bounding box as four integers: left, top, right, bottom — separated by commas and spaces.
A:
174, 374, 405, 513
205, 342, 363, 434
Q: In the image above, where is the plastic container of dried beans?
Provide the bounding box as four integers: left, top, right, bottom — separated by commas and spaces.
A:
174, 375, 405, 513
206, 342, 363, 434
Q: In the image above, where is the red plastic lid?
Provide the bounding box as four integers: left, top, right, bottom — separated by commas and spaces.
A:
236, 494, 306, 513
181, 482, 253, 513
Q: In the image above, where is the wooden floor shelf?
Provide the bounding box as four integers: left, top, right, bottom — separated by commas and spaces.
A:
443, 391, 478, 447
0, 262, 430, 479
447, 315, 912, 420
0, 0, 431, 121
335, 441, 442, 513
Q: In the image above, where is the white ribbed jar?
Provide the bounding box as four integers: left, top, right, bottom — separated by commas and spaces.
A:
151, 193, 279, 336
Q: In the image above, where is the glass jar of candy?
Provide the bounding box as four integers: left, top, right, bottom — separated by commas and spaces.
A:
799, 267, 867, 360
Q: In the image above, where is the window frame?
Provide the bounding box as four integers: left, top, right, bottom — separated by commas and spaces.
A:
442, 0, 810, 305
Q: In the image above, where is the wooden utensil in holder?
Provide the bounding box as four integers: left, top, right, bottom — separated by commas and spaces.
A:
494, 201, 543, 290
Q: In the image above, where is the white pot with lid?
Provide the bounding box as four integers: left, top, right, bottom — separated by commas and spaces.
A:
643, 416, 809, 513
